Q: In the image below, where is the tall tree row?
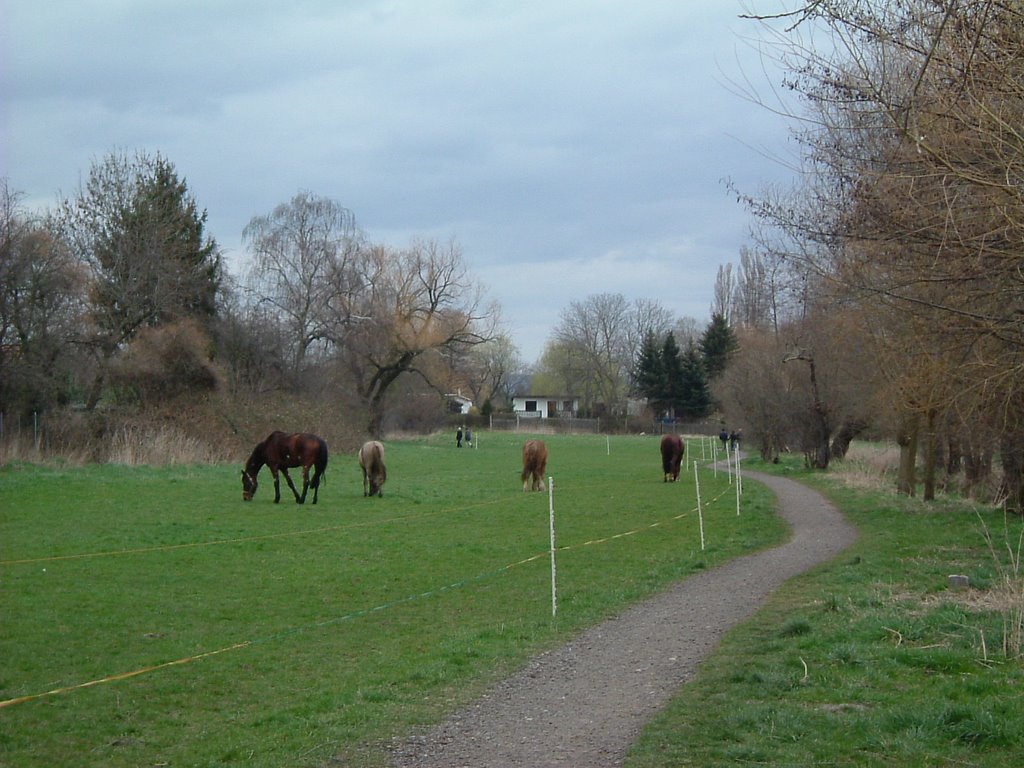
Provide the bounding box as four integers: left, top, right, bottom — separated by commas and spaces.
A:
731, 0, 1024, 509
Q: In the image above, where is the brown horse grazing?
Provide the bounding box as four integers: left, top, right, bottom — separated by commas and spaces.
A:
660, 434, 684, 482
358, 440, 387, 497
241, 431, 328, 504
521, 439, 548, 492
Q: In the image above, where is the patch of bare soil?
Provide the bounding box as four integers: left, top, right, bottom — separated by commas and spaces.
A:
389, 470, 858, 768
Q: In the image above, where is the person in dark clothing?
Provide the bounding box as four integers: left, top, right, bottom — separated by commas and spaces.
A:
731, 429, 742, 451
456, 427, 463, 448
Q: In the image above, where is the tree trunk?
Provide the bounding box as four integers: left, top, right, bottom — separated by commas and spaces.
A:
922, 408, 937, 501
831, 418, 867, 459
758, 431, 780, 463
946, 434, 962, 476
897, 413, 919, 496
963, 434, 994, 496
998, 431, 1024, 515
812, 422, 831, 469
806, 356, 831, 469
85, 369, 106, 412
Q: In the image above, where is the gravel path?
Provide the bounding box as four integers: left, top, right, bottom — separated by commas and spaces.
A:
391, 470, 858, 768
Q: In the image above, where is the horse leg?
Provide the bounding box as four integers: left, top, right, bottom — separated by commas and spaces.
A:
298, 465, 310, 504
270, 468, 282, 503
310, 469, 320, 504
362, 467, 369, 497
280, 467, 302, 503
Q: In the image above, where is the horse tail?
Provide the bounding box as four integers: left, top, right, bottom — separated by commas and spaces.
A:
317, 439, 329, 486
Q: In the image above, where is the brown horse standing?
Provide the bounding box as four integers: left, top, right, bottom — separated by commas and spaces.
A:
660, 434, 684, 482
521, 439, 548, 492
241, 431, 328, 504
358, 440, 387, 497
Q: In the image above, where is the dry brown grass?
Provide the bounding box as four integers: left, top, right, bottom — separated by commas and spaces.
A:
830, 442, 901, 492
0, 392, 368, 467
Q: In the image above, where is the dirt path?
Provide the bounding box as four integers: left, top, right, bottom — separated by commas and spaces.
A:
390, 470, 858, 768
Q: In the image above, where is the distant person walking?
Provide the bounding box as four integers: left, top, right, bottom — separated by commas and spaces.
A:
456, 427, 464, 448
719, 428, 729, 452
730, 429, 742, 452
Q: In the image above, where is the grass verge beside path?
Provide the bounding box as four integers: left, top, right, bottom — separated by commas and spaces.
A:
627, 454, 1024, 768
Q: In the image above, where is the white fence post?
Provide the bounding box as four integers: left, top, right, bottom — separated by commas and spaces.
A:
548, 477, 557, 617
735, 444, 742, 514
694, 463, 705, 551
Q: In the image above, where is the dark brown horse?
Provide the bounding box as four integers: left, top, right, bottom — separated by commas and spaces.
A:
521, 439, 548, 492
241, 431, 328, 504
358, 440, 387, 497
660, 434, 684, 482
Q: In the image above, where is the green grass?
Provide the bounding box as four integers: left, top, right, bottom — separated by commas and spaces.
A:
0, 432, 777, 767
626, 453, 1024, 768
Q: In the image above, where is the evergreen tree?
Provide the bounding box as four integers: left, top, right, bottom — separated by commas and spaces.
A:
63, 151, 222, 345
661, 332, 685, 415
699, 312, 737, 380
633, 330, 666, 411
142, 158, 221, 325
635, 331, 702, 420
58, 150, 222, 408
678, 341, 712, 419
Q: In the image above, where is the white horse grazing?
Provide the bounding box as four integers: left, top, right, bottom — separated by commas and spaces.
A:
358, 440, 387, 497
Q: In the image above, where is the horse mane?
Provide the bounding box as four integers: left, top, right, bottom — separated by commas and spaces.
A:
245, 439, 267, 473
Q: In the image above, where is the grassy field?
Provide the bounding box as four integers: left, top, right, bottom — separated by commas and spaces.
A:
627, 449, 1024, 767
0, 431, 776, 767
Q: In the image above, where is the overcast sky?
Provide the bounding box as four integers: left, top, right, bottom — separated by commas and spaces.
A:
1, 1, 798, 362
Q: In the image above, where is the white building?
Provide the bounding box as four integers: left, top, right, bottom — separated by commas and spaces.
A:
510, 395, 580, 419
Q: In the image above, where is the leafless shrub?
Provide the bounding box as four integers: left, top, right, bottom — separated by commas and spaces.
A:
109, 319, 222, 405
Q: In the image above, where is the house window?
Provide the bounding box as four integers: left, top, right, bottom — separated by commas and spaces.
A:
525, 400, 538, 412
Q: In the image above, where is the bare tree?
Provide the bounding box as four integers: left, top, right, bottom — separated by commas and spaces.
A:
550, 293, 634, 416
711, 264, 735, 323
627, 299, 675, 353
733, 245, 786, 332
715, 327, 794, 462
455, 334, 521, 410
0, 181, 86, 412
335, 239, 499, 436
243, 191, 362, 373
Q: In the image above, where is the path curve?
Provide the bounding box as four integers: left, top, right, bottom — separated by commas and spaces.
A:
391, 470, 858, 768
